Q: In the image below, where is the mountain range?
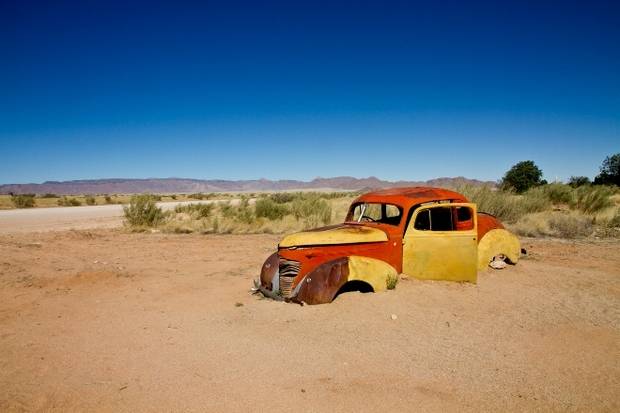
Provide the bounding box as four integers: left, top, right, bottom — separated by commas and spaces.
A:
0, 176, 495, 195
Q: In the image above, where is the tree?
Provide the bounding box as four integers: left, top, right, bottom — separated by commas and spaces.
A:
594, 153, 620, 186
500, 160, 544, 193
568, 176, 591, 188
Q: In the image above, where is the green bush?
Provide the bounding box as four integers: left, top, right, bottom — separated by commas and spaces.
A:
11, 194, 36, 208
255, 198, 289, 220
500, 160, 545, 193
269, 192, 296, 204
568, 176, 590, 188
85, 195, 96, 205
123, 194, 165, 227
58, 197, 81, 206
572, 186, 614, 214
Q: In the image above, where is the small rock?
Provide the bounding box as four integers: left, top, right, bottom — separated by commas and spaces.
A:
390, 314, 398, 320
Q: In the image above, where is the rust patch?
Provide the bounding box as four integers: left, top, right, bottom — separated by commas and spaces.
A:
259, 252, 279, 289
296, 257, 350, 305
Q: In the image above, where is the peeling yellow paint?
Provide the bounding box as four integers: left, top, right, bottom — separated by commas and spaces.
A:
477, 228, 521, 271
347, 255, 398, 292
279, 225, 388, 248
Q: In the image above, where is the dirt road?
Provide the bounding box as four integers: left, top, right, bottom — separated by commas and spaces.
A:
0, 201, 220, 233
0, 229, 618, 412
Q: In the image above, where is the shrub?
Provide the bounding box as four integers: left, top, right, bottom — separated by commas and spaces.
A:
255, 198, 289, 220
235, 197, 255, 224
174, 203, 214, 218
540, 183, 574, 204
123, 194, 165, 227
85, 195, 96, 205
104, 195, 113, 204
58, 196, 81, 206
572, 186, 614, 214
39, 193, 58, 198
11, 194, 35, 208
269, 192, 297, 204
188, 193, 206, 200
170, 194, 177, 200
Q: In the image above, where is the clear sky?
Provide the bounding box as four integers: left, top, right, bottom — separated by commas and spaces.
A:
1, 0, 618, 184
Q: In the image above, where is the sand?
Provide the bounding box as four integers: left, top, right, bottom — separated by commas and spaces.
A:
0, 229, 618, 412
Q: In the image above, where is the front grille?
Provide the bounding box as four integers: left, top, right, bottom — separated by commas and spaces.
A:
279, 258, 300, 297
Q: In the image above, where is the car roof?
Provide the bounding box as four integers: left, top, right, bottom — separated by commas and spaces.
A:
352, 187, 469, 209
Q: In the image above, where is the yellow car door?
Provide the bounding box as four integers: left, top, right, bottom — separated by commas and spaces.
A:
402, 203, 478, 283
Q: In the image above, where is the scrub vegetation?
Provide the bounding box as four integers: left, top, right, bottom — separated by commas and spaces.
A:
124, 192, 356, 234
457, 183, 620, 239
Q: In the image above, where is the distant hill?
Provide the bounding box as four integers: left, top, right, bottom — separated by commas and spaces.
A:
0, 176, 496, 195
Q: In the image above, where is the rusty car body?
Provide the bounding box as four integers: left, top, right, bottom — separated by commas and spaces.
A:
255, 187, 521, 305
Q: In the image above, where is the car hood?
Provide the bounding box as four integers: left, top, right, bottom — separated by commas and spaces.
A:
279, 224, 388, 248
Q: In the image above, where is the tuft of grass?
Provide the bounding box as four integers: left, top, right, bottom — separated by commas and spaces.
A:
386, 273, 399, 290
123, 194, 165, 227
11, 194, 36, 208
571, 186, 614, 214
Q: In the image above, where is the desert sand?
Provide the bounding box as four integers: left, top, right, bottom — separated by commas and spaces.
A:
1, 229, 619, 412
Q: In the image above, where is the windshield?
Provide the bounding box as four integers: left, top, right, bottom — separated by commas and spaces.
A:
346, 203, 402, 226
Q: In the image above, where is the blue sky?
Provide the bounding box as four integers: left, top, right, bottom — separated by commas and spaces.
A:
1, 0, 618, 184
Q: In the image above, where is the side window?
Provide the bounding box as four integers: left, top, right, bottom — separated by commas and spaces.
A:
413, 206, 474, 231
414, 209, 430, 230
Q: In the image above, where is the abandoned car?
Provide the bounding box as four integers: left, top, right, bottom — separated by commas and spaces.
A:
255, 187, 521, 305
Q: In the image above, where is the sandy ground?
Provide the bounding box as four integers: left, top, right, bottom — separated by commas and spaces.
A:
0, 201, 223, 234
0, 230, 619, 412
